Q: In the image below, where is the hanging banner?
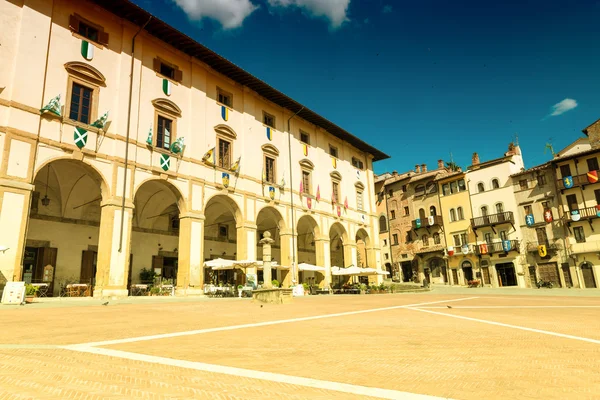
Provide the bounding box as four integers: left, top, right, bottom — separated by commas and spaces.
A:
307, 197, 312, 209
571, 210, 580, 222
461, 244, 469, 255
563, 176, 574, 189
146, 124, 153, 145
159, 154, 170, 171
538, 245, 547, 257
447, 246, 454, 256
415, 218, 421, 229
525, 214, 535, 226
266, 127, 272, 141
81, 40, 94, 60
479, 243, 488, 255
428, 216, 435, 226
162, 78, 172, 96
543, 208, 553, 223
170, 137, 185, 154
268, 186, 275, 200
588, 170, 599, 184
40, 94, 62, 117
73, 126, 88, 149
221, 105, 228, 121
502, 240, 511, 252
316, 185, 321, 201
336, 205, 341, 217
331, 157, 337, 169
302, 144, 308, 157
222, 172, 230, 188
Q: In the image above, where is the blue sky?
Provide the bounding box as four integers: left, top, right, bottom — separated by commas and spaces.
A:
133, 0, 600, 174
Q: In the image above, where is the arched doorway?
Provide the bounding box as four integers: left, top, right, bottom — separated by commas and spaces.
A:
256, 206, 286, 286
297, 215, 319, 285
496, 262, 517, 286
461, 260, 473, 282
580, 262, 597, 288
330, 222, 348, 288
203, 194, 242, 286
356, 228, 372, 284
131, 179, 185, 288
25, 159, 108, 296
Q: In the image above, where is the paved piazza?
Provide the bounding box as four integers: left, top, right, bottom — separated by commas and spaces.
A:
1, 291, 600, 399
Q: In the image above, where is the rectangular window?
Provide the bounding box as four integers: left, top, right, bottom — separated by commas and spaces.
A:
499, 231, 507, 241
153, 58, 183, 82
404, 206, 410, 216
78, 22, 99, 43
587, 157, 599, 172
218, 138, 231, 169
265, 156, 275, 183
537, 174, 547, 187
156, 115, 173, 149
300, 131, 310, 145
302, 171, 310, 194
390, 210, 396, 219
383, 239, 387, 246
450, 181, 458, 194
352, 157, 364, 169
442, 183, 450, 196
329, 145, 338, 158
405, 231, 412, 243
69, 14, 109, 46
519, 179, 528, 190
595, 189, 600, 205
574, 226, 585, 243
458, 179, 466, 192
566, 194, 578, 211
460, 233, 468, 245
536, 227, 548, 244
524, 205, 532, 215
453, 234, 460, 247
388, 189, 393, 197
385, 253, 389, 260
160, 63, 175, 80
484, 232, 493, 244
263, 112, 275, 128
217, 88, 232, 107
402, 185, 407, 192
560, 164, 572, 178
332, 182, 340, 203
218, 224, 228, 238
69, 82, 93, 124
392, 234, 399, 245
356, 190, 364, 211
541, 201, 550, 209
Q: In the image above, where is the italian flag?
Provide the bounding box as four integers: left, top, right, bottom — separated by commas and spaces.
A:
162, 79, 171, 96
81, 40, 94, 60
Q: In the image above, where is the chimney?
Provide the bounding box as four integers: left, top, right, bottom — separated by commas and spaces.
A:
421, 163, 427, 173
472, 152, 480, 166
415, 164, 421, 173
585, 119, 600, 150
506, 142, 516, 155
437, 159, 444, 169
392, 170, 398, 176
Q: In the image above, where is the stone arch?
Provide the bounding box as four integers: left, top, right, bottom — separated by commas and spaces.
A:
204, 193, 243, 224
132, 178, 187, 230
355, 227, 371, 247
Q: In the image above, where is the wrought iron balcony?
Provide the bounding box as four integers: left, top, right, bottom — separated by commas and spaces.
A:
563, 206, 599, 222
556, 174, 596, 190
526, 241, 561, 252
471, 211, 515, 230
473, 240, 520, 255
412, 215, 443, 230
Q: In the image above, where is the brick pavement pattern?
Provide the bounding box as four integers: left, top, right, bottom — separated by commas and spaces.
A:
1, 293, 600, 399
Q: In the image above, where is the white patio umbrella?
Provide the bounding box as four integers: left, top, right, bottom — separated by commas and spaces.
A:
204, 258, 235, 269
297, 263, 325, 272
376, 270, 391, 275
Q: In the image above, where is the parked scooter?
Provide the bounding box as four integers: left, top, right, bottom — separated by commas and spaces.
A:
536, 279, 553, 289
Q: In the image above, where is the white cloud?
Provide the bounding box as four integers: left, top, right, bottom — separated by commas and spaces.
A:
172, 0, 259, 29
549, 98, 578, 117
268, 0, 351, 28
382, 5, 393, 13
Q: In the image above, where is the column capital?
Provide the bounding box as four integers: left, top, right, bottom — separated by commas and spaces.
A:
314, 234, 330, 243
101, 197, 134, 209
179, 211, 205, 221
236, 221, 257, 230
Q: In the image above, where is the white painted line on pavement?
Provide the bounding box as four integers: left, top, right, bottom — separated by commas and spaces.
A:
408, 308, 600, 344
418, 305, 600, 309
78, 297, 479, 347
64, 345, 453, 400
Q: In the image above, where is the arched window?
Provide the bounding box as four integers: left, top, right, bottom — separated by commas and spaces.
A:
379, 215, 387, 232
492, 179, 500, 189
422, 234, 429, 247
426, 181, 437, 194
430, 206, 437, 216
419, 208, 426, 220
405, 230, 412, 243
481, 206, 488, 217
457, 206, 464, 220
433, 232, 441, 245
477, 182, 485, 193
496, 202, 504, 213
450, 208, 456, 222
462, 260, 472, 269
415, 184, 425, 196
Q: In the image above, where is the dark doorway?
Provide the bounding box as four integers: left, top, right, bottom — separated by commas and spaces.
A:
23, 246, 58, 296
452, 269, 459, 285
401, 262, 412, 282
481, 266, 490, 285
462, 260, 473, 281
581, 263, 597, 288
496, 262, 517, 286
80, 250, 97, 296
424, 268, 431, 285
528, 266, 537, 287
561, 263, 573, 288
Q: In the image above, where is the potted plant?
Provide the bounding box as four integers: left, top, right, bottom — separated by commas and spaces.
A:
149, 286, 161, 296
24, 284, 38, 303
271, 279, 279, 288
139, 268, 156, 285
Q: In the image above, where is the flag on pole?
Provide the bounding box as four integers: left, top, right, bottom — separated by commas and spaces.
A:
344, 196, 348, 209
300, 180, 304, 198
230, 156, 241, 174
91, 111, 109, 129
146, 123, 153, 145
170, 137, 185, 154
202, 147, 215, 165
40, 94, 62, 117
316, 185, 321, 201
262, 167, 266, 182
280, 175, 285, 188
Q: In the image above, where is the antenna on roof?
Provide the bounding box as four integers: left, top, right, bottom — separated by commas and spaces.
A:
544, 138, 555, 157
514, 133, 519, 146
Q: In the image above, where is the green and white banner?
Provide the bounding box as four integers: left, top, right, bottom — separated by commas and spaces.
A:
91, 111, 109, 129
81, 40, 94, 60
40, 94, 62, 117
162, 78, 171, 96
74, 126, 88, 149
170, 137, 185, 154
146, 124, 153, 145
160, 153, 170, 171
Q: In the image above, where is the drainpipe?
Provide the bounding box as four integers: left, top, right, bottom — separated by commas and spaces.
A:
550, 161, 576, 287
383, 182, 395, 278
118, 16, 152, 252
286, 107, 304, 282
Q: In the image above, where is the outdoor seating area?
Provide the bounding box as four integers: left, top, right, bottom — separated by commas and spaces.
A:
59, 283, 91, 297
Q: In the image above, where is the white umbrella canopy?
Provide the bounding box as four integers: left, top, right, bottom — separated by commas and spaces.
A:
204, 258, 235, 268
297, 263, 325, 272
376, 270, 391, 275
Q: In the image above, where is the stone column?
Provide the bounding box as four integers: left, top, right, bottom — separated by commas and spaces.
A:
236, 221, 257, 284
344, 241, 358, 267
94, 198, 134, 298
315, 235, 331, 288
279, 228, 294, 287
260, 231, 275, 288
176, 212, 205, 295
0, 181, 34, 286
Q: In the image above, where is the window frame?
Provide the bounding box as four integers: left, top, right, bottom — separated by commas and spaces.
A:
449, 208, 456, 222
519, 179, 528, 190
155, 114, 174, 150
433, 232, 441, 245
491, 178, 500, 189
587, 157, 599, 172
218, 138, 232, 169
151, 98, 182, 153
379, 216, 388, 233
300, 130, 310, 145
352, 157, 364, 170
153, 57, 183, 83
537, 174, 547, 187
392, 233, 399, 245
329, 145, 339, 158
404, 206, 410, 216
356, 188, 364, 211
302, 170, 311, 195
68, 82, 94, 124
69, 14, 109, 46
66, 75, 100, 126
573, 226, 585, 243
217, 87, 233, 108
264, 155, 276, 184
477, 182, 485, 193
457, 206, 464, 220
390, 210, 396, 219
263, 111, 276, 128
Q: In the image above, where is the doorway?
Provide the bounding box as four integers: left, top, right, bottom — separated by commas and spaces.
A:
22, 246, 58, 295
538, 263, 561, 287
561, 263, 573, 288
152, 255, 178, 285
462, 260, 474, 281
581, 262, 597, 288
451, 269, 459, 285
401, 262, 412, 282
495, 262, 517, 286
528, 266, 537, 287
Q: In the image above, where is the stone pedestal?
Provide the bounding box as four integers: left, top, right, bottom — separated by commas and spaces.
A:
260, 231, 275, 288
252, 288, 293, 304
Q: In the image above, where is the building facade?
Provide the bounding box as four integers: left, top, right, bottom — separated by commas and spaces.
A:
466, 146, 527, 288
0, 0, 387, 297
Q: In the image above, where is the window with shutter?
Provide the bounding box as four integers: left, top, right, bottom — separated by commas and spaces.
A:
153, 58, 183, 83
69, 14, 109, 46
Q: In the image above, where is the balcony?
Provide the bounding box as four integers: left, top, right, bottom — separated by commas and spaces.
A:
412, 215, 443, 231
564, 206, 600, 230
473, 240, 520, 256
525, 241, 561, 253
471, 211, 515, 232
556, 173, 596, 191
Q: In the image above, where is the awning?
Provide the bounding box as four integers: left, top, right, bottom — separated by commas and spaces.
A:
298, 263, 325, 272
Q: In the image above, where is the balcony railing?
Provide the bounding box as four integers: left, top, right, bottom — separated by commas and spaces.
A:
471, 212, 514, 229
526, 241, 561, 252
563, 206, 600, 221
556, 173, 595, 190
473, 240, 520, 255
412, 215, 443, 230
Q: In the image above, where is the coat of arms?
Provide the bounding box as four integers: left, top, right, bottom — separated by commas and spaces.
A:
222, 172, 230, 188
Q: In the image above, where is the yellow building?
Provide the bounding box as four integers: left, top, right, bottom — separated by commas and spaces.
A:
437, 171, 479, 285
0, 0, 388, 297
